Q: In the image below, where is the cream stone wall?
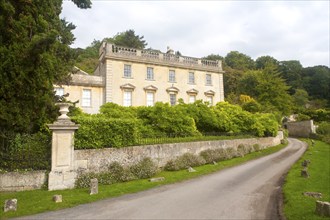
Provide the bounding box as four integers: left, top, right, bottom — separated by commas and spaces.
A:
55, 85, 103, 114
107, 61, 224, 106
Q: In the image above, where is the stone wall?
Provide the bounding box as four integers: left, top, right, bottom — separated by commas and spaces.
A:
286, 120, 316, 138
75, 131, 283, 174
0, 171, 47, 192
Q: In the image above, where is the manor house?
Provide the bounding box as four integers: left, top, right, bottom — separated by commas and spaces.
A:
54, 42, 225, 114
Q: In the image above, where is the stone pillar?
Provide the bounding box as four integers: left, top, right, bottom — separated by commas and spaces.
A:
48, 103, 79, 191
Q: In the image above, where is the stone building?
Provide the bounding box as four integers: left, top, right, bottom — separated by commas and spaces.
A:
54, 43, 225, 114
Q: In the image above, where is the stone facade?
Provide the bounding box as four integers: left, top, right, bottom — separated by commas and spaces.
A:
75, 131, 283, 174
57, 44, 224, 113
285, 120, 317, 138
0, 171, 47, 192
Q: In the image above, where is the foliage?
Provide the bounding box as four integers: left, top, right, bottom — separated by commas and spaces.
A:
239, 65, 293, 115
199, 148, 229, 164
316, 122, 330, 144
301, 109, 330, 122
225, 51, 255, 70
110, 29, 147, 49
255, 55, 279, 70
164, 153, 206, 171
136, 102, 200, 137
72, 115, 140, 148
130, 158, 159, 179
0, 132, 51, 171
283, 140, 330, 220
100, 102, 137, 119
0, 0, 90, 134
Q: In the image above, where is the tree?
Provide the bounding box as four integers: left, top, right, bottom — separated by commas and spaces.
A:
225, 51, 255, 71
278, 60, 303, 94
302, 65, 330, 104
0, 0, 91, 134
256, 56, 279, 69
239, 65, 293, 115
75, 39, 101, 73
110, 29, 147, 49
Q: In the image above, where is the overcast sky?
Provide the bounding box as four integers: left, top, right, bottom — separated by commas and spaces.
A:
61, 0, 329, 67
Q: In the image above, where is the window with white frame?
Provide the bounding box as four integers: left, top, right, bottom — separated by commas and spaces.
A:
146, 67, 154, 80
206, 96, 213, 106
82, 89, 91, 107
189, 95, 196, 104
123, 91, 132, 107
188, 72, 195, 84
170, 94, 176, 106
206, 74, 212, 85
146, 92, 155, 106
124, 64, 132, 78
169, 70, 176, 82
54, 87, 64, 96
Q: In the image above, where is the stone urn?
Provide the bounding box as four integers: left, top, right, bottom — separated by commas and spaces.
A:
55, 102, 73, 120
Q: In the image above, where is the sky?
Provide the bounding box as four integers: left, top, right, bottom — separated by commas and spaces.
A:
61, 0, 330, 67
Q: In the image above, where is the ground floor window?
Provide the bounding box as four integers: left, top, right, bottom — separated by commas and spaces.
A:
82, 89, 91, 107
170, 94, 176, 106
123, 91, 132, 107
146, 92, 155, 106
189, 95, 196, 104
206, 96, 213, 106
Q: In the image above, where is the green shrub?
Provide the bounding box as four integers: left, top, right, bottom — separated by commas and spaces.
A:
130, 158, 158, 179
75, 172, 98, 188
200, 148, 229, 164
236, 144, 246, 157
0, 132, 51, 171
72, 115, 141, 149
164, 153, 206, 171
253, 144, 261, 152
108, 162, 135, 182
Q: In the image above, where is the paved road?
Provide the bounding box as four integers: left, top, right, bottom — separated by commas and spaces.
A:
19, 138, 306, 220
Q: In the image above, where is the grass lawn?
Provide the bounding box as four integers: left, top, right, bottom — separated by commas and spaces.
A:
283, 140, 330, 220
0, 142, 287, 219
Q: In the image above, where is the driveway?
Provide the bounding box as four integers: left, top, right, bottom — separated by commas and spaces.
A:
18, 138, 306, 219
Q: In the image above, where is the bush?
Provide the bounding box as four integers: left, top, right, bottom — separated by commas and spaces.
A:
200, 148, 228, 164
108, 162, 135, 182
130, 158, 158, 179
0, 132, 51, 171
164, 153, 206, 171
253, 144, 261, 152
75, 172, 98, 188
236, 144, 247, 157
72, 115, 141, 149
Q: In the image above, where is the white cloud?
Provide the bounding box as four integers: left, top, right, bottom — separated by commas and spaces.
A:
61, 1, 329, 67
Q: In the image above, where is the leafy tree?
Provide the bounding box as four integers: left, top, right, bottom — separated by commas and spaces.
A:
110, 29, 147, 49
75, 39, 102, 73
0, 0, 91, 134
292, 89, 309, 111
278, 60, 303, 94
239, 65, 293, 115
302, 65, 330, 104
256, 56, 279, 69
225, 51, 255, 71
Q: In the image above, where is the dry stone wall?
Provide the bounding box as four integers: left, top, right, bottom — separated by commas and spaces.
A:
0, 171, 47, 192
75, 132, 284, 174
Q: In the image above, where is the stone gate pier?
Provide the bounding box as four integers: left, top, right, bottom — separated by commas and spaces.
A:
48, 103, 79, 191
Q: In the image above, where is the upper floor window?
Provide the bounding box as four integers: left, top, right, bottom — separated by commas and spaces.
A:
169, 70, 176, 82
206, 74, 212, 85
54, 88, 64, 96
147, 67, 154, 80
82, 89, 91, 107
124, 64, 132, 78
188, 72, 195, 84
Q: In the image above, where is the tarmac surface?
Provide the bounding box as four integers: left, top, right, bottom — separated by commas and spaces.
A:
18, 138, 306, 219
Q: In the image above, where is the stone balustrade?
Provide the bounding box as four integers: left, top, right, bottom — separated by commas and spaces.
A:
102, 43, 223, 71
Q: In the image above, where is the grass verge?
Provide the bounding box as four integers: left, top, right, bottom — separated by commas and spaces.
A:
283, 140, 330, 220
0, 142, 287, 219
